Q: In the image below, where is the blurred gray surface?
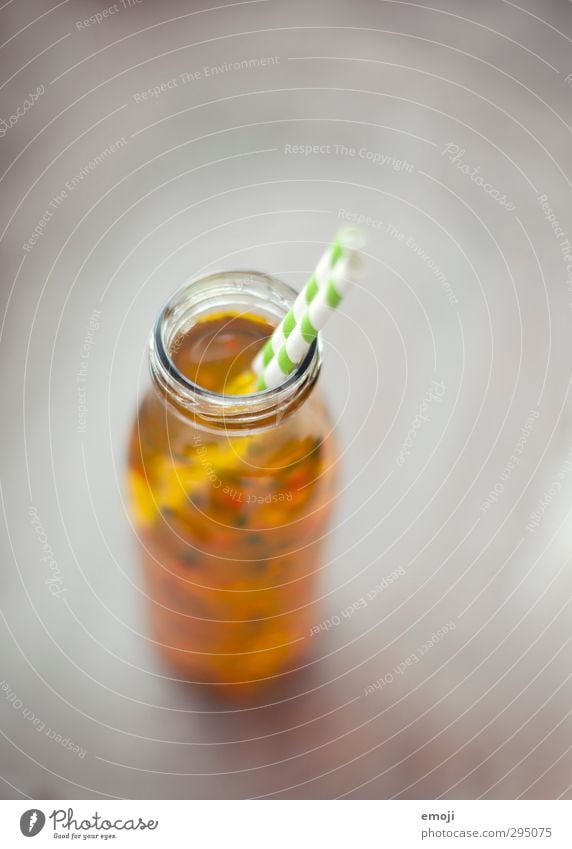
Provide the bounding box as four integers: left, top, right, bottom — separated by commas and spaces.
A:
1, 0, 572, 799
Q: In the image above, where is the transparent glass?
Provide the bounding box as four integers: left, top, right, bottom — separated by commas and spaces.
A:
127, 272, 338, 697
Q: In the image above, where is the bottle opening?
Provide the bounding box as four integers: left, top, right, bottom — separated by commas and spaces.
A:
149, 272, 320, 432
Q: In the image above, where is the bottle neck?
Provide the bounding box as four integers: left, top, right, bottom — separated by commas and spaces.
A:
148, 271, 321, 434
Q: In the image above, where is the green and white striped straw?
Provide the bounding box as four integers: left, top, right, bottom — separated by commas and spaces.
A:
254, 228, 365, 391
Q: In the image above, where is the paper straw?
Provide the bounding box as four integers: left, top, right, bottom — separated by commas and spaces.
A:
255, 228, 364, 391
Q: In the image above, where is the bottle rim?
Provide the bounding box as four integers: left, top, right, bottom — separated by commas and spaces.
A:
149, 271, 320, 432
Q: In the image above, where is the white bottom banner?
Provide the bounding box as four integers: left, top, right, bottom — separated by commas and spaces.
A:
0, 800, 570, 847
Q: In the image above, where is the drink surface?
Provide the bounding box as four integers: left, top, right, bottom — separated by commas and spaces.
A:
171, 311, 269, 394
128, 311, 336, 696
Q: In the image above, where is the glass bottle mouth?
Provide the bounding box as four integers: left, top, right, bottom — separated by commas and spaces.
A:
149, 271, 321, 432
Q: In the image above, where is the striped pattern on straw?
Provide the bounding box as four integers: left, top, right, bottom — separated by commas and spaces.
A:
255, 228, 364, 391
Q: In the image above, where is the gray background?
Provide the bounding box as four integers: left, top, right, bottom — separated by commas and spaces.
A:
1, 0, 572, 799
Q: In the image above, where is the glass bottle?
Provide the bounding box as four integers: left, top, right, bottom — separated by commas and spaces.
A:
127, 271, 337, 697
